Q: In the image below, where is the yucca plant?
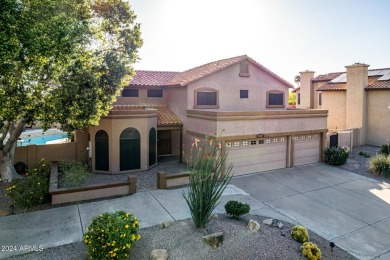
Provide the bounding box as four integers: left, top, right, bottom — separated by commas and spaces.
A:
183, 136, 233, 228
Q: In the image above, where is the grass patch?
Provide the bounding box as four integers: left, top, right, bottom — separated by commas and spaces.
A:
59, 161, 92, 188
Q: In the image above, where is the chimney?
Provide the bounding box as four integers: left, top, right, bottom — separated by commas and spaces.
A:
345, 63, 369, 145
299, 70, 315, 109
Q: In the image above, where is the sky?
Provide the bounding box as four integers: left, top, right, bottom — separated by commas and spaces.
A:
130, 0, 390, 86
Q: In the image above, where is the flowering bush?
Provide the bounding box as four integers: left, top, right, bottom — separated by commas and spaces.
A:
7, 159, 50, 209
83, 211, 141, 259
183, 135, 233, 228
324, 146, 349, 166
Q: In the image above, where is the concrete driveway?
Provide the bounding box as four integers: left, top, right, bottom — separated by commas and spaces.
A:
231, 163, 390, 260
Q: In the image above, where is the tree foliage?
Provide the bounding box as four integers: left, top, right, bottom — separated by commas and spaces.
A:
0, 0, 142, 181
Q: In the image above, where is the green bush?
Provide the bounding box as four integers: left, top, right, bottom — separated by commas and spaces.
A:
83, 211, 140, 259
368, 154, 390, 178
291, 225, 310, 243
59, 161, 92, 188
183, 136, 233, 228
301, 242, 321, 260
6, 159, 50, 209
358, 151, 370, 158
380, 144, 390, 156
324, 146, 349, 166
225, 200, 250, 219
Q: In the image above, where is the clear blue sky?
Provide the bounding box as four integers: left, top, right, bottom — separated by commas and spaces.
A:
130, 0, 390, 85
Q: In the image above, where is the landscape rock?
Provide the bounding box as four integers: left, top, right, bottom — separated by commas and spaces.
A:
247, 220, 260, 232
160, 220, 173, 229
262, 218, 283, 229
202, 231, 224, 249
150, 249, 168, 260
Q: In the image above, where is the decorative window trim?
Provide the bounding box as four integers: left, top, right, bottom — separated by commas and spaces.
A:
194, 87, 219, 109
266, 90, 285, 108
239, 61, 250, 77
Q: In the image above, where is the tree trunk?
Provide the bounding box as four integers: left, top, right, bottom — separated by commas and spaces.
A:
0, 149, 21, 182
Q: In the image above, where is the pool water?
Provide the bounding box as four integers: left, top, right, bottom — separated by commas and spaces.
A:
18, 133, 68, 146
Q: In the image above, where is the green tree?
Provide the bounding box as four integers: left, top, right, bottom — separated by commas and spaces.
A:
294, 75, 300, 87
0, 0, 142, 181
289, 91, 296, 106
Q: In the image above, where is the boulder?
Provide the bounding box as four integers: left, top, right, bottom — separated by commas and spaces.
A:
150, 249, 168, 260
160, 220, 173, 229
202, 231, 224, 249
247, 220, 260, 232
262, 218, 283, 229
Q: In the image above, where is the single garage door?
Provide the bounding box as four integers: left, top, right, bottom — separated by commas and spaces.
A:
225, 137, 287, 176
293, 134, 321, 166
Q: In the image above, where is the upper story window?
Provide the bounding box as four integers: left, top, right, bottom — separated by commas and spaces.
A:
147, 89, 163, 98
239, 62, 250, 77
240, 90, 248, 99
297, 93, 301, 105
266, 90, 285, 108
318, 92, 322, 106
122, 88, 139, 97
194, 88, 219, 109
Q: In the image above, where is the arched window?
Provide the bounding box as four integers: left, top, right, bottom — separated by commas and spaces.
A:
149, 128, 157, 166
95, 130, 109, 171
120, 128, 140, 171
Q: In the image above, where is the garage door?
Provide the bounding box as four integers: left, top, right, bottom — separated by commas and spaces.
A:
293, 134, 321, 166
225, 137, 287, 176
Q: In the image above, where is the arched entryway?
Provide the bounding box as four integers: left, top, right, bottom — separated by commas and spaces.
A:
149, 127, 157, 166
120, 127, 140, 171
95, 130, 109, 171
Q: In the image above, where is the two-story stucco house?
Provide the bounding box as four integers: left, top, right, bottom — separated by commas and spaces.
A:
294, 63, 390, 147
89, 55, 328, 176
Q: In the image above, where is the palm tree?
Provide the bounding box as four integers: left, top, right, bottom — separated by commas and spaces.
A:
294, 75, 300, 87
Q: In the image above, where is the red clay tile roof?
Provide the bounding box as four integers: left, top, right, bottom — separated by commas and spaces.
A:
111, 105, 182, 126
291, 87, 300, 93
317, 83, 347, 91
129, 55, 294, 88
366, 76, 390, 90
312, 72, 343, 82
129, 70, 179, 86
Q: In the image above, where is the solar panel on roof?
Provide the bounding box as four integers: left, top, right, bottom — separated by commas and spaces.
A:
378, 72, 390, 81
368, 70, 383, 76
330, 73, 347, 83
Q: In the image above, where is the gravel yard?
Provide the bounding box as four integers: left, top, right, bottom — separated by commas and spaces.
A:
6, 214, 357, 260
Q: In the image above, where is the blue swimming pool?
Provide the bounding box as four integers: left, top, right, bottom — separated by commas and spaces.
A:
18, 133, 68, 146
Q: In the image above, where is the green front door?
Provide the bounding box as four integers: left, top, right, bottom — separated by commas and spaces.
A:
120, 128, 140, 171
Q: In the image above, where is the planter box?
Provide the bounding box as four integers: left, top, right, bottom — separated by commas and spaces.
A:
49, 163, 136, 205
157, 171, 190, 189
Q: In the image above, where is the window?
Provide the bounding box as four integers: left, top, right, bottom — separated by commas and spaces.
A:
239, 62, 250, 77
293, 136, 299, 141
319, 93, 322, 106
147, 89, 163, 98
266, 90, 285, 108
122, 88, 139, 97
234, 142, 240, 147
194, 88, 219, 108
226, 142, 232, 148
259, 140, 264, 144
242, 141, 249, 146
272, 138, 278, 143
251, 140, 257, 145
297, 93, 301, 105
240, 90, 248, 98
280, 137, 286, 142
265, 139, 271, 144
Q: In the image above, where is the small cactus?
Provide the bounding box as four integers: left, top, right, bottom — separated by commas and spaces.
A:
301, 242, 321, 260
291, 225, 310, 243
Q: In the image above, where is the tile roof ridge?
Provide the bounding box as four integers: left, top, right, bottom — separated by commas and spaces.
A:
180, 55, 246, 73
134, 69, 180, 74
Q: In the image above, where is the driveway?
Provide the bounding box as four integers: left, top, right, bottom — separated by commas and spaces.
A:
231, 163, 390, 260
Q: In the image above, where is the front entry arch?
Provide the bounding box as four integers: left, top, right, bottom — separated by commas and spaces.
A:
120, 128, 140, 171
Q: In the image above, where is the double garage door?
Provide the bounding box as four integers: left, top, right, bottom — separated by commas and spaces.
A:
225, 134, 320, 176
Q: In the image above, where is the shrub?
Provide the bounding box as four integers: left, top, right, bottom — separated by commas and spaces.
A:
225, 200, 250, 219
324, 146, 349, 166
183, 136, 234, 228
380, 144, 390, 156
301, 242, 321, 260
59, 161, 92, 188
368, 154, 390, 178
7, 159, 50, 209
291, 225, 310, 243
83, 211, 140, 259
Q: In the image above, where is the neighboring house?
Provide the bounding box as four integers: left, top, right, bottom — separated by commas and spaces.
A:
89, 55, 328, 176
294, 64, 390, 146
